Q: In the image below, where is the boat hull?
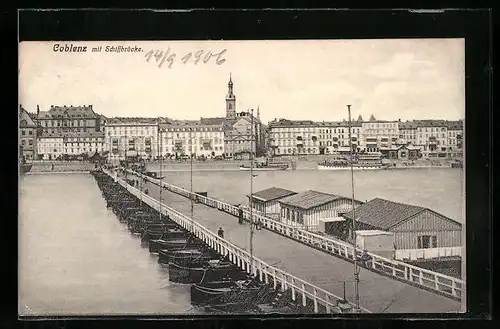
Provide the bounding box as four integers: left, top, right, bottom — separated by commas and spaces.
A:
158, 248, 216, 264
317, 165, 388, 171
141, 223, 180, 242
168, 262, 246, 284
149, 238, 200, 254
190, 281, 255, 306
239, 166, 288, 171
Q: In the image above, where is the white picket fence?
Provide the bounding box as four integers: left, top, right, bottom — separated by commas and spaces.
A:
106, 170, 370, 314
125, 169, 464, 301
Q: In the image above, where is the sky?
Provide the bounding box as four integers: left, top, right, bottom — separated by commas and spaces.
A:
19, 39, 465, 124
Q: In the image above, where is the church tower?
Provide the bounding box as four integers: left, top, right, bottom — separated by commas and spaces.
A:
225, 73, 236, 120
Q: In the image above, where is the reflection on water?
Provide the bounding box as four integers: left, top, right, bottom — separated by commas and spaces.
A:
19, 173, 200, 316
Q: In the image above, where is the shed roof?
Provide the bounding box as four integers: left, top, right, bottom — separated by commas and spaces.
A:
343, 197, 461, 230
248, 187, 297, 202
356, 230, 395, 236
279, 190, 352, 210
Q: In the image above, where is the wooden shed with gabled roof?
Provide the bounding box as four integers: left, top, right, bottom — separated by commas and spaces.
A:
342, 197, 463, 250
247, 187, 297, 220
278, 190, 363, 231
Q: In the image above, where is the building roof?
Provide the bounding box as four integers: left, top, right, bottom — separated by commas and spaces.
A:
27, 112, 38, 122
248, 187, 297, 202
279, 190, 352, 210
343, 197, 461, 230
413, 120, 450, 128
399, 120, 463, 130
106, 117, 160, 125
399, 121, 418, 129
268, 119, 317, 128
38, 105, 99, 119
38, 131, 105, 139
200, 117, 226, 125
19, 106, 37, 127
317, 121, 362, 128
445, 120, 463, 131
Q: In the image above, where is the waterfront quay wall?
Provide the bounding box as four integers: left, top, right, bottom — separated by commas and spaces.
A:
30, 161, 97, 173
105, 169, 367, 314
127, 169, 464, 302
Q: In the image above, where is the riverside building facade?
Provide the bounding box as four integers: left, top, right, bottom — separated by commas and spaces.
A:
267, 119, 320, 156
36, 132, 106, 160
361, 115, 400, 153
19, 105, 38, 161
159, 120, 225, 158
36, 134, 64, 160
413, 120, 463, 158
104, 119, 159, 163
266, 116, 463, 158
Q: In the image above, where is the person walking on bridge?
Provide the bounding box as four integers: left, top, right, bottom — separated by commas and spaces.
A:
217, 227, 224, 239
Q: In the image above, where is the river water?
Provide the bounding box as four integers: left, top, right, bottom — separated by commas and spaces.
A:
18, 173, 199, 316
146, 163, 464, 223
18, 167, 464, 316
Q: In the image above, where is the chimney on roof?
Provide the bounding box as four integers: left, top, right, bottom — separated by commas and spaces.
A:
37, 105, 40, 116
51, 105, 54, 108
398, 118, 401, 122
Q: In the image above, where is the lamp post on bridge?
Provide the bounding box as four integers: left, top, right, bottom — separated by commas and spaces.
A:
347, 104, 361, 314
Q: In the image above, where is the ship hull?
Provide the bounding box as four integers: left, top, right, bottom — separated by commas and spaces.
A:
168, 262, 246, 284
190, 281, 261, 306
239, 166, 288, 171
158, 248, 216, 264
317, 165, 388, 171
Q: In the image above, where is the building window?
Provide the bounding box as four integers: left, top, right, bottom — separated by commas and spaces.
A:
21, 130, 26, 136
417, 235, 437, 249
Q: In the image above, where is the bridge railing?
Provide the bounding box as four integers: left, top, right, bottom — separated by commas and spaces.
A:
125, 169, 464, 301
107, 170, 370, 314
395, 247, 463, 261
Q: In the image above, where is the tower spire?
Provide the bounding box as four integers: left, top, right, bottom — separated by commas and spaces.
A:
225, 73, 236, 120
227, 73, 234, 97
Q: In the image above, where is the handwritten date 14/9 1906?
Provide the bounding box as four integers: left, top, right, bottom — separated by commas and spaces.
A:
145, 47, 226, 68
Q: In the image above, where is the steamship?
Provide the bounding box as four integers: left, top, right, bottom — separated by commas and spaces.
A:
317, 153, 389, 171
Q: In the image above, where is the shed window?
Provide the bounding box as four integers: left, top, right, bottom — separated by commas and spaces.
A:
418, 235, 437, 249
